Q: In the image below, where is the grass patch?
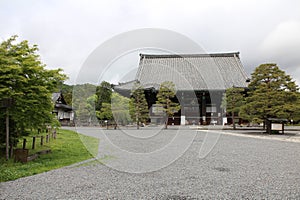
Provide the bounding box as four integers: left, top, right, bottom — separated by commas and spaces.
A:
0, 129, 99, 182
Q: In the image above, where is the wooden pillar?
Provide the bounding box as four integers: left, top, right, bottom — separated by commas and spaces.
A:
201, 92, 206, 124
180, 91, 185, 125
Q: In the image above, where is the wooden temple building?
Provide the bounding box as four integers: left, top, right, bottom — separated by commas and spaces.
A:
52, 92, 74, 126
114, 52, 248, 125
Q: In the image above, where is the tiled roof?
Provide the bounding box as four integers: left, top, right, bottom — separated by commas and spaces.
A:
52, 92, 61, 103
115, 52, 248, 91
52, 92, 72, 110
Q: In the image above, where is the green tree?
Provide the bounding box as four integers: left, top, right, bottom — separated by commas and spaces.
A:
240, 63, 299, 132
95, 81, 112, 111
97, 92, 132, 128
156, 81, 180, 129
130, 83, 149, 129
221, 87, 245, 129
0, 36, 67, 154
86, 94, 98, 125
110, 93, 131, 126
287, 92, 300, 123
72, 83, 96, 125
61, 84, 73, 105
96, 102, 114, 129
97, 103, 113, 120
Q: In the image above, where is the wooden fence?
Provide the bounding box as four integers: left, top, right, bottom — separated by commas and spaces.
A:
14, 129, 57, 163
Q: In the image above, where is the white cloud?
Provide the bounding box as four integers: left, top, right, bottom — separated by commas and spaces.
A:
261, 20, 300, 59
1, 0, 300, 85
260, 20, 300, 85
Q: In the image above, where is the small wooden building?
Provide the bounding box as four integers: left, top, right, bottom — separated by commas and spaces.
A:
115, 52, 249, 125
52, 92, 74, 126
266, 118, 288, 134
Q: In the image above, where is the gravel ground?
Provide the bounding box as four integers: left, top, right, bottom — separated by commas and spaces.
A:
1, 127, 300, 199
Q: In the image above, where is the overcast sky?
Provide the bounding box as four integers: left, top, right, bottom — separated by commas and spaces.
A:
1, 0, 300, 85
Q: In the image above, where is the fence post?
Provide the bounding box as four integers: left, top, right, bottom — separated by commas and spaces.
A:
32, 136, 36, 149
22, 138, 27, 149
41, 136, 44, 146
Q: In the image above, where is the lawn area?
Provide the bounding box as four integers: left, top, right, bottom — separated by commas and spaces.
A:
0, 129, 99, 182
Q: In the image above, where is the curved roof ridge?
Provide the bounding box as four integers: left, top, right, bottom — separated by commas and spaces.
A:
139, 52, 240, 59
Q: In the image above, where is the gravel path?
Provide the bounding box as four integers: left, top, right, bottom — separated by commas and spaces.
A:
1, 127, 300, 199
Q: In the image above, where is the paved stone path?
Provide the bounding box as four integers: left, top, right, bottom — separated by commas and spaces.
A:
1, 127, 300, 199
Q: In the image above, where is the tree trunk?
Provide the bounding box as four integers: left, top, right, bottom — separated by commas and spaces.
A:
136, 112, 140, 129
265, 119, 271, 134
165, 116, 168, 129
6, 109, 9, 160
232, 112, 236, 130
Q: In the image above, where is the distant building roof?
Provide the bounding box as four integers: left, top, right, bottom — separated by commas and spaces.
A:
115, 52, 249, 91
52, 92, 72, 110
52, 92, 62, 103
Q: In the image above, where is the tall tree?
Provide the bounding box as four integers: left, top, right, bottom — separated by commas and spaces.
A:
240, 63, 299, 132
221, 87, 245, 129
130, 83, 149, 129
95, 81, 112, 111
86, 94, 98, 125
111, 93, 131, 126
72, 83, 96, 125
0, 36, 66, 154
156, 81, 181, 129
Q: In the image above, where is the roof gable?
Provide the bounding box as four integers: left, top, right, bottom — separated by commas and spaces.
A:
52, 92, 73, 111
52, 92, 67, 105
